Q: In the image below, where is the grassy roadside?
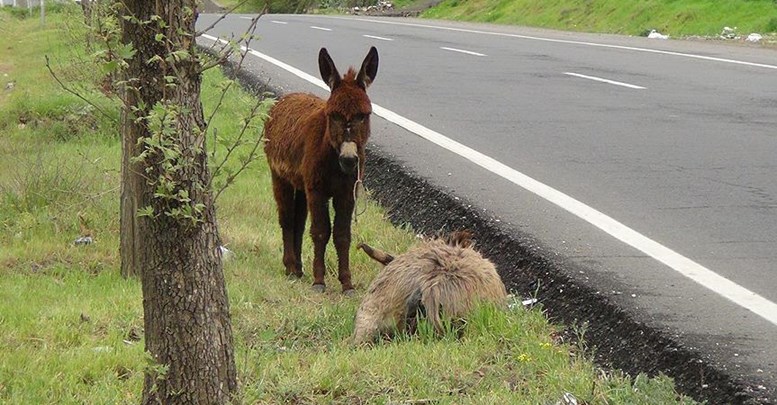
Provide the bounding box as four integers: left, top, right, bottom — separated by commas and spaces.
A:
0, 7, 696, 404
221, 0, 777, 39
423, 0, 777, 37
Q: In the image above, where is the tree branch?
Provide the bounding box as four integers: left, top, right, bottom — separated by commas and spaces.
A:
195, 0, 254, 38
45, 55, 118, 124
211, 94, 269, 202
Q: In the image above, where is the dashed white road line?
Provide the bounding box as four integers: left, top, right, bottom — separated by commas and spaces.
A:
321, 16, 777, 71
271, 20, 288, 24
199, 33, 777, 327
440, 46, 486, 57
363, 34, 393, 41
564, 72, 646, 89
310, 26, 332, 31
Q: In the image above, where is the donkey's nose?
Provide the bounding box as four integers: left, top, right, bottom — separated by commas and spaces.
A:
339, 141, 359, 174
339, 155, 358, 174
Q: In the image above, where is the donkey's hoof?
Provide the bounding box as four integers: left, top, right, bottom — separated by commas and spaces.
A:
311, 284, 326, 293
342, 288, 356, 297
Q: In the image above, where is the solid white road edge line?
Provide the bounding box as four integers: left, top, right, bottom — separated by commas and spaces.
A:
200, 33, 777, 327
564, 72, 646, 89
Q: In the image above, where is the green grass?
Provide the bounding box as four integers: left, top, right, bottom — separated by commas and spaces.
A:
423, 0, 777, 37
221, 0, 777, 37
0, 6, 696, 404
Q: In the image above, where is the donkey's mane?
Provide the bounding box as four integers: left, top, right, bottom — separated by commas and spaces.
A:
342, 68, 357, 83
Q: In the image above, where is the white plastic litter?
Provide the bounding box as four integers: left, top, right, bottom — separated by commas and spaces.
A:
219, 245, 234, 261
555, 392, 579, 405
647, 30, 669, 40
74, 236, 93, 245
721, 26, 738, 39
747, 33, 763, 43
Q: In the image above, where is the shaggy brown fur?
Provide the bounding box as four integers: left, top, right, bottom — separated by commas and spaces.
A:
353, 231, 507, 345
264, 47, 378, 293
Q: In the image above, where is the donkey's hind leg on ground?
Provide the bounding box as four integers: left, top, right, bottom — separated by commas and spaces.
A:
272, 172, 304, 278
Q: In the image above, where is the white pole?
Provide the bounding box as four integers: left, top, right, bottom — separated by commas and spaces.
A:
40, 0, 44, 26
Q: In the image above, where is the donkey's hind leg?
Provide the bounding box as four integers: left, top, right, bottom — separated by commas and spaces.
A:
271, 173, 302, 278
292, 189, 307, 277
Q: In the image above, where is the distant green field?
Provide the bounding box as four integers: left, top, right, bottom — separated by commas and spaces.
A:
424, 0, 777, 36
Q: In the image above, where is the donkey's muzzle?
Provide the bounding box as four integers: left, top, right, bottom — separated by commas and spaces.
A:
339, 142, 358, 174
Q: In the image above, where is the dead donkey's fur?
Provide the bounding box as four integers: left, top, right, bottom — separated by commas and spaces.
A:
353, 232, 507, 345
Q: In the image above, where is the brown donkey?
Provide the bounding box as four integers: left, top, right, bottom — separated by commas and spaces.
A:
264, 47, 379, 294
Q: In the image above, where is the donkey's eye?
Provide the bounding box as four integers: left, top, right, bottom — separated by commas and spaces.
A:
330, 113, 345, 123
352, 113, 369, 123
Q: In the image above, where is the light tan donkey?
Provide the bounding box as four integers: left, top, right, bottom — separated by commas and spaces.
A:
353, 231, 507, 345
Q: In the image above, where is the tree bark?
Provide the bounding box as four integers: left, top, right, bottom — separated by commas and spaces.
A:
119, 1, 238, 403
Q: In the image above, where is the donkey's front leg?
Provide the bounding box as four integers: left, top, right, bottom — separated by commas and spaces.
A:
333, 191, 355, 294
307, 192, 331, 292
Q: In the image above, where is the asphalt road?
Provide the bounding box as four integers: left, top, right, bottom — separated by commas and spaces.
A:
197, 14, 777, 400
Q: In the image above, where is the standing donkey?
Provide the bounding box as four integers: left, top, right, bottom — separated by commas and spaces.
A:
264, 47, 379, 294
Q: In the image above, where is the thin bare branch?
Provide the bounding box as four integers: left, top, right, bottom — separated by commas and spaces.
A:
210, 90, 267, 183
201, 40, 253, 134
213, 123, 265, 202
201, 12, 262, 139
198, 9, 262, 73
198, 35, 236, 72
195, 0, 253, 38
45, 55, 118, 124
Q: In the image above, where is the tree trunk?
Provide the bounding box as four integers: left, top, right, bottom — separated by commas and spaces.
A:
119, 1, 238, 403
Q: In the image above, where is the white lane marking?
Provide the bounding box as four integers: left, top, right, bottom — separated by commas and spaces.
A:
200, 33, 777, 327
564, 72, 646, 89
440, 46, 486, 57
320, 16, 777, 71
363, 34, 393, 41
271, 20, 288, 25
310, 26, 332, 31
239, 16, 253, 20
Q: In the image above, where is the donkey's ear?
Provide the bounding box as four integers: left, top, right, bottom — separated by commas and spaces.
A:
319, 48, 341, 91
357, 46, 379, 90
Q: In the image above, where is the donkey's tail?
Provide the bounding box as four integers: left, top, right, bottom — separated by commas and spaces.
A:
357, 243, 395, 266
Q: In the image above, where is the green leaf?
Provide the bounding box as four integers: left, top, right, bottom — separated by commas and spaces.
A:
117, 43, 136, 61
137, 206, 155, 218
101, 60, 119, 74
146, 54, 163, 65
